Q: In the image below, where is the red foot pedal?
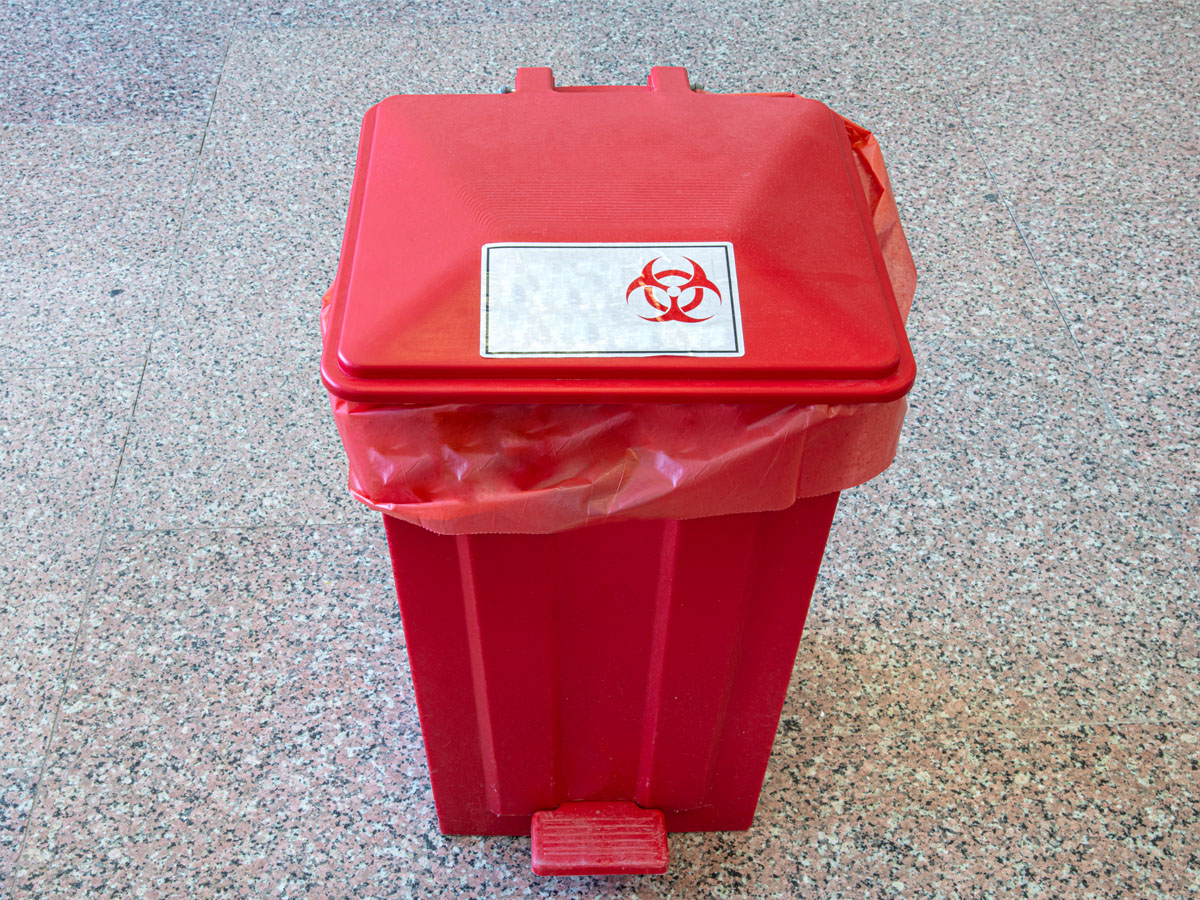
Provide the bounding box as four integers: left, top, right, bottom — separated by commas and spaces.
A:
531, 802, 668, 876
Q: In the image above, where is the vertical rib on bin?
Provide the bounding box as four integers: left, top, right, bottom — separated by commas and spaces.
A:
635, 516, 763, 811
457, 534, 559, 815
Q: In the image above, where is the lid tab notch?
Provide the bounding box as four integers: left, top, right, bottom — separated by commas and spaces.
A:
648, 66, 692, 92
514, 67, 556, 92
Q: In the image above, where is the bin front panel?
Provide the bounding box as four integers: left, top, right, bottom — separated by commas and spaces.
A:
385, 493, 839, 835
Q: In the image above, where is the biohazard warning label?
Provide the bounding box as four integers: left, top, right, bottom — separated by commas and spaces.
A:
480, 242, 743, 358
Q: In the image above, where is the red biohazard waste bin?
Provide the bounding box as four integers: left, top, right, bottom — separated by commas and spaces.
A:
320, 66, 916, 876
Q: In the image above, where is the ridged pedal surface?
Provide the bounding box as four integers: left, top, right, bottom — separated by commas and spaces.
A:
531, 802, 668, 876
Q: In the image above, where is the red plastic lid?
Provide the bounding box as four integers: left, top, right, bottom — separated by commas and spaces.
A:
321, 66, 915, 404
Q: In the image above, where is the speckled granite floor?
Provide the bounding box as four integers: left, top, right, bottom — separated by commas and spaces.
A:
1, 1, 1197, 897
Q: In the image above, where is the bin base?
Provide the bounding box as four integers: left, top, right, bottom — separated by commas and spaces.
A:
531, 802, 668, 876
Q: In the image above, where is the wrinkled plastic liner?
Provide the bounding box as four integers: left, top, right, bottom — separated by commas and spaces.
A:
323, 117, 915, 535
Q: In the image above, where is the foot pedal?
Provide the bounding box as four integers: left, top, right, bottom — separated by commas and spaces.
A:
531, 801, 668, 876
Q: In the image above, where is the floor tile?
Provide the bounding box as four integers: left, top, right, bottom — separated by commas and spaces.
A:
818, 326, 1187, 619
0, 1, 229, 124
234, 0, 569, 29
575, 0, 768, 91
10, 526, 424, 898
1016, 204, 1199, 418
1182, 499, 1200, 592
107, 354, 366, 529
0, 367, 141, 531
905, 200, 1067, 341
802, 320, 1200, 730
1016, 203, 1200, 579
0, 267, 163, 370
206, 24, 582, 145
755, 1, 951, 141
107, 137, 357, 533
576, 0, 946, 139
820, 437, 1188, 631
899, 329, 1112, 474
0, 527, 102, 873
751, 724, 1200, 898
1071, 2, 1198, 146
876, 116, 995, 225
915, 0, 1200, 206
13, 525, 1196, 898
788, 619, 1198, 735
0, 125, 202, 368
0, 124, 201, 268
152, 268, 328, 378
154, 134, 351, 366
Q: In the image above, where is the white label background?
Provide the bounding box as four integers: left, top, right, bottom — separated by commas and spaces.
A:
480, 242, 744, 358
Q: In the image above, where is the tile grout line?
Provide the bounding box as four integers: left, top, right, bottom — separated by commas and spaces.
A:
99, 33, 234, 506
5, 527, 108, 888
949, 112, 1118, 430
103, 518, 375, 535
107, 31, 235, 499
991, 75, 1200, 590
899, 7, 1122, 428
7, 34, 237, 885
984, 143, 1200, 588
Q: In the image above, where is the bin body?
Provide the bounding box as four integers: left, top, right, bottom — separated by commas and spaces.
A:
319, 66, 918, 866
386, 492, 839, 835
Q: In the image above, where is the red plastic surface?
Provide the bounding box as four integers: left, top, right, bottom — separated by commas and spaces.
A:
531, 802, 668, 876
321, 66, 915, 404
384, 492, 839, 838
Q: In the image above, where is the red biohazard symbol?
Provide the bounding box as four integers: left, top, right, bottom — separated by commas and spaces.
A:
625, 257, 722, 323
